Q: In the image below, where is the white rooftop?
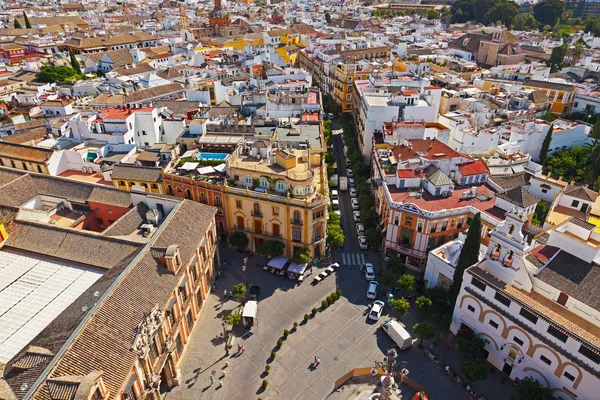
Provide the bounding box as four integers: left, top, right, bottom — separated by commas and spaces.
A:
0, 249, 103, 363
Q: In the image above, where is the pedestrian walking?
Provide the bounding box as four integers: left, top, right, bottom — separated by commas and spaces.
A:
223, 289, 228, 299
241, 346, 246, 354
237, 344, 243, 353
210, 376, 215, 386
228, 291, 233, 300
315, 357, 320, 367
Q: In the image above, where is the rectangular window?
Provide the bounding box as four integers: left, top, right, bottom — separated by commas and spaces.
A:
471, 278, 487, 292
542, 188, 548, 193
394, 216, 400, 225
579, 345, 600, 364
273, 207, 279, 215
430, 223, 437, 233
292, 227, 301, 242
571, 200, 580, 208
494, 292, 512, 308
236, 200, 242, 208
564, 371, 575, 382
142, 130, 147, 135
467, 305, 475, 313
540, 355, 552, 366
176, 334, 183, 354
417, 223, 423, 233
547, 325, 568, 343
489, 320, 499, 329
519, 308, 539, 324
405, 217, 412, 225
513, 336, 524, 346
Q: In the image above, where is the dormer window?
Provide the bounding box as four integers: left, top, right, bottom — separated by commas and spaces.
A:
164, 245, 182, 274
260, 177, 268, 188
277, 180, 285, 192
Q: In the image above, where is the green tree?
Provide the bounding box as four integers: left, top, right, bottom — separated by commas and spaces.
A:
327, 224, 345, 249
257, 240, 285, 258
415, 296, 433, 314
450, 213, 482, 304
431, 312, 452, 332
461, 361, 488, 381
14, 19, 22, 29
293, 247, 310, 264
413, 322, 436, 346
573, 42, 585, 64
390, 297, 410, 317
379, 272, 396, 289
532, 201, 549, 226
484, 1, 520, 26
512, 13, 538, 31
365, 228, 381, 250
229, 231, 249, 250
69, 51, 82, 74
225, 311, 242, 326
584, 15, 600, 36
539, 124, 553, 164
515, 377, 554, 400
592, 119, 600, 139
533, 0, 565, 27
426, 8, 438, 20
232, 283, 247, 301
397, 274, 416, 293
387, 253, 406, 278
36, 66, 80, 83
547, 43, 568, 72
456, 331, 487, 360
22, 12, 31, 29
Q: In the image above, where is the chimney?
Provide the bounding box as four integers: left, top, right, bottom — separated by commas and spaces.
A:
558, 176, 563, 181
547, 171, 552, 178
570, 180, 575, 186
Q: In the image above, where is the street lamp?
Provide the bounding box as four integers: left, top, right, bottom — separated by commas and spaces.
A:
242, 257, 248, 288
374, 347, 400, 400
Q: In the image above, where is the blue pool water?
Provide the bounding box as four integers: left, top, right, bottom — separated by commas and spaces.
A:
197, 152, 228, 161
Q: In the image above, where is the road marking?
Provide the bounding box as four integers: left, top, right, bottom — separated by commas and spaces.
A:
360, 254, 366, 265
342, 253, 348, 265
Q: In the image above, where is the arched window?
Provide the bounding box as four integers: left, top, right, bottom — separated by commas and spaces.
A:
186, 189, 192, 199
491, 243, 502, 261
167, 185, 173, 195
295, 186, 303, 195
245, 176, 252, 187
215, 196, 222, 206
305, 185, 311, 194
120, 181, 126, 187
276, 180, 285, 192
200, 192, 207, 203
260, 177, 268, 188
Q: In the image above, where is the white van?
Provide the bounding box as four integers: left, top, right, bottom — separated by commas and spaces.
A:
332, 199, 340, 210
380, 319, 412, 350
331, 190, 339, 200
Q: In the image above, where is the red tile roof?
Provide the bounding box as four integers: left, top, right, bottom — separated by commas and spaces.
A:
397, 169, 425, 178
402, 90, 419, 96
100, 106, 155, 119
392, 139, 468, 162
458, 160, 489, 176
530, 245, 560, 264
424, 86, 441, 90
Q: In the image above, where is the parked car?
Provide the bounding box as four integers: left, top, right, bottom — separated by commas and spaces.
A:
369, 300, 385, 321
358, 236, 368, 250
346, 159, 352, 168
349, 178, 355, 187
356, 223, 365, 234
332, 199, 339, 210
347, 169, 354, 178
351, 198, 360, 209
364, 263, 375, 280
380, 319, 413, 350
331, 189, 339, 199
349, 188, 357, 198
353, 211, 361, 222
367, 281, 379, 299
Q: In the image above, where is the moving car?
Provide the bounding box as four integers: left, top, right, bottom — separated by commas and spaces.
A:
366, 281, 379, 299
364, 263, 375, 280
358, 236, 368, 250
369, 300, 385, 321
349, 188, 357, 198
353, 211, 361, 222
356, 223, 365, 234
351, 198, 360, 210
380, 319, 413, 350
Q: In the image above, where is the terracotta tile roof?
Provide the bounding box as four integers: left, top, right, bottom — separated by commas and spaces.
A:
34, 201, 215, 400
496, 186, 539, 208
2, 127, 48, 144
391, 139, 467, 162
0, 174, 38, 207
87, 186, 133, 208
563, 185, 598, 202
111, 164, 163, 183
102, 203, 150, 237
0, 142, 54, 163
397, 169, 424, 178
490, 173, 530, 190
458, 160, 489, 176
112, 63, 155, 77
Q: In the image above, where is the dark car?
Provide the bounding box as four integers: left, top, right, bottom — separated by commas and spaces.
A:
248, 285, 260, 301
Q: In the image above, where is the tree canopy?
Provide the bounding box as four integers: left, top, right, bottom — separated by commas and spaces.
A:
450, 213, 482, 303
293, 247, 311, 264
450, 0, 520, 25
413, 322, 436, 345
229, 231, 249, 250
547, 43, 568, 72
231, 283, 247, 301
397, 274, 416, 293
538, 124, 553, 164
543, 145, 596, 183
391, 297, 410, 316
515, 377, 554, 400
69, 51, 82, 75
533, 0, 565, 28
23, 12, 32, 29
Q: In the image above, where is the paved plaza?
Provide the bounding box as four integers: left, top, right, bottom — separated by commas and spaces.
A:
162, 248, 516, 400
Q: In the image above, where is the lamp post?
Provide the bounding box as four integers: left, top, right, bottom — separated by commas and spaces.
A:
374, 348, 400, 400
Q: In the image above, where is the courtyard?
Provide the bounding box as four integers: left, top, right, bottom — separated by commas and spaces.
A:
162, 248, 517, 400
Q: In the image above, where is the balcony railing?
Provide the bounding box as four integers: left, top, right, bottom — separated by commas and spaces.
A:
290, 218, 303, 226
251, 210, 263, 218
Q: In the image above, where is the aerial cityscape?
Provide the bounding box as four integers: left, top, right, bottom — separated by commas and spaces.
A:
0, 0, 599, 399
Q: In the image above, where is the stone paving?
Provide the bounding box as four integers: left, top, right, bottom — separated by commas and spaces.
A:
163, 249, 517, 400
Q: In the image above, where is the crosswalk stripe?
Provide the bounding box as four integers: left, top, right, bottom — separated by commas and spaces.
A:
351, 253, 357, 265
342, 253, 347, 265
360, 254, 365, 265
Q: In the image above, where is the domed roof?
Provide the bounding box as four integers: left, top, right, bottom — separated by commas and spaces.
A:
209, 8, 229, 18
393, 60, 407, 73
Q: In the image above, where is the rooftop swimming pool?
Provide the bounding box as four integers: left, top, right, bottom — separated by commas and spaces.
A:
196, 152, 228, 161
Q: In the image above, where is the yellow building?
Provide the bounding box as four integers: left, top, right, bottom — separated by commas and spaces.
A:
333, 57, 372, 112
224, 140, 329, 259
0, 142, 53, 174
112, 164, 163, 194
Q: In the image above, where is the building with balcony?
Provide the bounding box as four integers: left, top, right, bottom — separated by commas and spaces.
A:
372, 139, 539, 270
451, 212, 600, 400
0, 167, 219, 400
224, 139, 329, 258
